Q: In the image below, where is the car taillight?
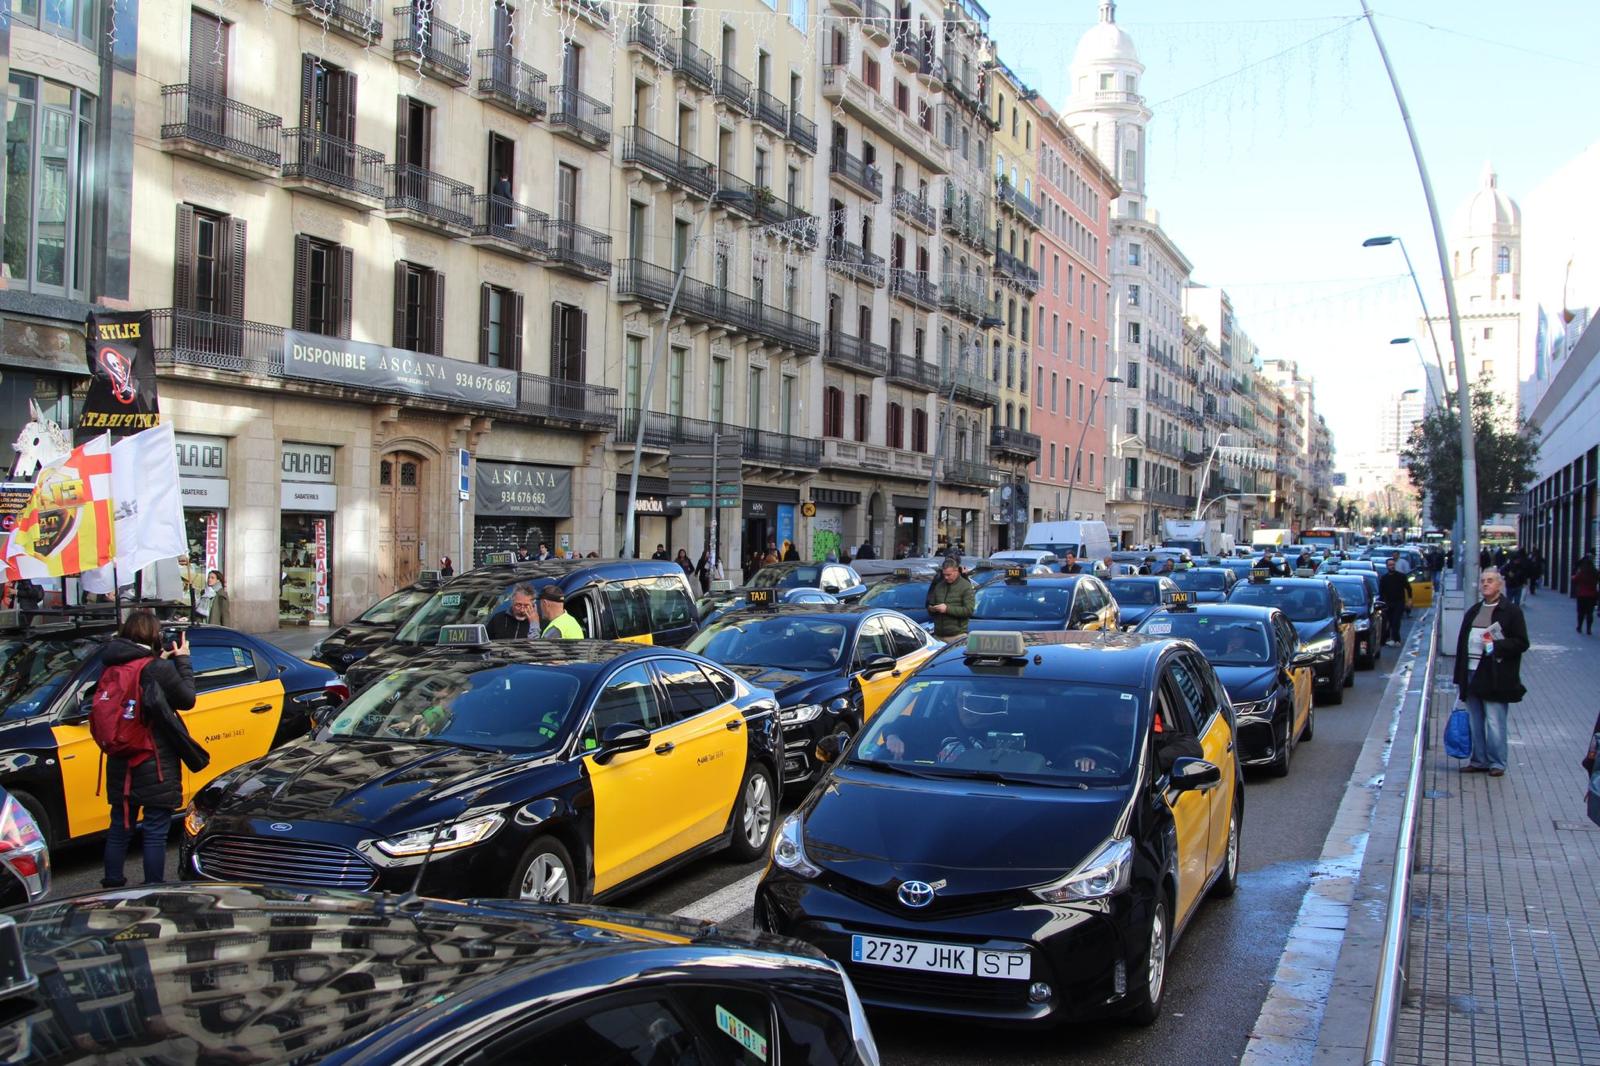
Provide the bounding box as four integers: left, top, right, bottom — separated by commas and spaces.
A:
324, 679, 350, 704
0, 796, 50, 901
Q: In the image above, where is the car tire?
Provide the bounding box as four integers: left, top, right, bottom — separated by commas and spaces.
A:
8, 790, 52, 850
1300, 703, 1316, 742
1267, 715, 1292, 778
1344, 660, 1356, 687
726, 765, 777, 863
1126, 896, 1170, 1026
1211, 799, 1242, 898
1327, 668, 1345, 705
509, 836, 578, 904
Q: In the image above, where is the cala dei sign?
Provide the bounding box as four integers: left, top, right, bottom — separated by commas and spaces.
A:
282, 331, 519, 410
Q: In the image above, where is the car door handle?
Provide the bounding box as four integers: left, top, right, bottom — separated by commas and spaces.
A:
725, 719, 742, 731
654, 742, 675, 755
249, 703, 274, 714
1226, 741, 1234, 752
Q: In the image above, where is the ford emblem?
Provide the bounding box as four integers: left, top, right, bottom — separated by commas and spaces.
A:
269, 823, 293, 833
897, 880, 936, 909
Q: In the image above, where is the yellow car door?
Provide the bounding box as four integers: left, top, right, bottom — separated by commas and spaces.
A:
1167, 656, 1235, 912
1408, 568, 1434, 608
875, 615, 939, 723
177, 640, 287, 802
650, 658, 747, 851
1156, 679, 1210, 923
852, 616, 905, 720
1279, 616, 1314, 739
582, 662, 677, 894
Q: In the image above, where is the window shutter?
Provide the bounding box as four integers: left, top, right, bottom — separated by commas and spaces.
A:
341, 70, 357, 142
392, 262, 408, 348
478, 283, 491, 365
508, 291, 524, 373
549, 301, 564, 375
574, 307, 587, 381
395, 94, 410, 165
222, 216, 247, 319
299, 54, 316, 128
429, 270, 446, 355
291, 234, 311, 332
173, 204, 196, 311
337, 245, 354, 338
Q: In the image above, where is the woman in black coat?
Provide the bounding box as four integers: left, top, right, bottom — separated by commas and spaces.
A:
101, 610, 208, 887
1451, 568, 1528, 776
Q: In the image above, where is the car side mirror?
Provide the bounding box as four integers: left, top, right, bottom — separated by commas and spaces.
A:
815, 730, 851, 764
822, 585, 841, 594
859, 653, 897, 678
1169, 757, 1222, 792
592, 723, 650, 765
1340, 611, 1357, 625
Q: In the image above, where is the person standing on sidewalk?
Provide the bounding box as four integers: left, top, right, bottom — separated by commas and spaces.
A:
1571, 555, 1598, 634
1503, 552, 1528, 605
1378, 557, 1411, 646
1452, 568, 1528, 777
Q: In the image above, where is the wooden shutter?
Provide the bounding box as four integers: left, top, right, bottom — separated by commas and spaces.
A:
392, 262, 408, 348
173, 204, 196, 311
428, 269, 445, 356
220, 216, 246, 319
507, 291, 524, 373
337, 245, 354, 338
291, 234, 311, 331
574, 307, 587, 382
189, 10, 226, 95
395, 95, 410, 165
478, 283, 492, 365
339, 69, 357, 142
549, 301, 564, 375
299, 54, 316, 129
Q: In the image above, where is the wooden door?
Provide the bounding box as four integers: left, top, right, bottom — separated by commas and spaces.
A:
380, 452, 424, 591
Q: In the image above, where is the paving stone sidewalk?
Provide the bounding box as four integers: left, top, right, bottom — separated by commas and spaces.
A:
1393, 591, 1600, 1065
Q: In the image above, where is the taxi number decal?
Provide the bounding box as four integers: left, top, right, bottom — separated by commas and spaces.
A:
1145, 623, 1171, 634
715, 1006, 768, 1062
204, 728, 246, 744
697, 751, 725, 766
440, 593, 462, 607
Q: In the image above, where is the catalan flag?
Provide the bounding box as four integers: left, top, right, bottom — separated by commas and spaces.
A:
4, 434, 115, 579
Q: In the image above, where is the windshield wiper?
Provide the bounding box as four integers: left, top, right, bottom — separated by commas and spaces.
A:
934, 767, 1089, 788
846, 758, 940, 780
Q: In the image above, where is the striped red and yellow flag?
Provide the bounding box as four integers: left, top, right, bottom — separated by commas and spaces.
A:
5, 435, 115, 579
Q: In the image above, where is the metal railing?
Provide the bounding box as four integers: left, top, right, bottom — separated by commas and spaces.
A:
281, 128, 385, 200
888, 351, 940, 391
788, 110, 818, 153
994, 247, 1040, 291
475, 51, 547, 117
544, 218, 612, 277
892, 188, 937, 230
626, 11, 677, 62
752, 301, 822, 354
942, 456, 997, 488
829, 146, 883, 198
824, 331, 889, 376
754, 88, 788, 132
549, 85, 612, 146
990, 425, 1042, 459
617, 408, 820, 467
518, 371, 617, 428
889, 268, 938, 309
471, 195, 550, 255
383, 163, 473, 228
712, 169, 757, 216
996, 179, 1042, 226
393, 7, 471, 81
1364, 607, 1440, 1066
716, 64, 752, 111
615, 259, 819, 351
620, 126, 716, 196
160, 85, 283, 166
941, 364, 998, 406
292, 0, 382, 40
861, 0, 890, 39
939, 279, 991, 322
892, 25, 923, 70
826, 238, 886, 287
754, 194, 813, 235
674, 39, 717, 91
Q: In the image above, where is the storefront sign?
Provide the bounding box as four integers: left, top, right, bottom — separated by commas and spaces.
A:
281, 482, 338, 511
175, 434, 228, 479
181, 478, 230, 509
282, 330, 519, 410
0, 483, 33, 534
474, 461, 572, 518
281, 442, 335, 484
78, 310, 160, 440
314, 518, 329, 617
202, 512, 221, 573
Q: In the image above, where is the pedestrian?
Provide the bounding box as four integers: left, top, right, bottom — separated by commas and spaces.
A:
1060, 551, 1082, 575
97, 609, 208, 886
194, 570, 228, 627
924, 555, 975, 639
695, 549, 713, 594
1451, 567, 1527, 777
439, 556, 454, 579
1378, 557, 1410, 646
515, 545, 531, 562
856, 541, 876, 560
534, 584, 585, 639
783, 541, 800, 562
651, 544, 669, 561
1528, 548, 1544, 596
674, 548, 693, 575
1503, 552, 1527, 605
1572, 555, 1599, 635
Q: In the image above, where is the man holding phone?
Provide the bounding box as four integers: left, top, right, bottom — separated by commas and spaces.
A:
1452, 568, 1529, 777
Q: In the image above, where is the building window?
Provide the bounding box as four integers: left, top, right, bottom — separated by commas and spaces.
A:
912, 408, 929, 452
1126, 407, 1138, 434
748, 365, 765, 429
823, 385, 844, 438
781, 374, 795, 436
789, 0, 807, 31
1496, 245, 1510, 274
710, 356, 728, 423
1128, 284, 1141, 308
1126, 362, 1140, 389
392, 261, 444, 354
1128, 242, 1142, 266
478, 284, 523, 369
1125, 457, 1139, 487
176, 205, 247, 319
1128, 322, 1141, 345
854, 392, 870, 442
5, 74, 96, 297
668, 346, 687, 418
10, 0, 97, 45
887, 402, 904, 448
293, 235, 352, 337
550, 301, 587, 386
1049, 442, 1056, 478
625, 335, 643, 410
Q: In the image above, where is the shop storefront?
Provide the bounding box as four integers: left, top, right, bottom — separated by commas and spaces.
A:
176, 433, 229, 574
614, 477, 684, 559
742, 487, 802, 569
892, 495, 927, 558
806, 489, 858, 562
280, 442, 336, 627
936, 507, 982, 555
474, 460, 572, 562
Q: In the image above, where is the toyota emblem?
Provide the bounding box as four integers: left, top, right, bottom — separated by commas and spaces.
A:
897, 880, 936, 909
269, 823, 293, 832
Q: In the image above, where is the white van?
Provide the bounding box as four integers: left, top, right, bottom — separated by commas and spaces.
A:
1021, 521, 1114, 562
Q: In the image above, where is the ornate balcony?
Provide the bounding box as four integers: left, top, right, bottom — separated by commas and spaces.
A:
861, 1, 890, 43
614, 259, 820, 355
941, 184, 992, 253
475, 51, 547, 119
159, 85, 282, 178
383, 164, 473, 234
995, 178, 1042, 227
826, 239, 886, 287
754, 194, 816, 243
620, 126, 716, 198
673, 39, 717, 93
393, 7, 471, 85
711, 169, 758, 219
892, 26, 923, 72
626, 11, 677, 66
889, 268, 939, 310
994, 247, 1040, 293
939, 279, 993, 324
754, 88, 788, 133
942, 456, 998, 489
468, 195, 549, 260
941, 364, 999, 407
990, 426, 1042, 462
716, 64, 753, 113
549, 85, 611, 149
617, 409, 820, 468
789, 111, 818, 154
291, 0, 381, 43
824, 331, 889, 376
829, 145, 882, 200
544, 219, 612, 280
887, 351, 940, 392
280, 128, 385, 209
892, 188, 937, 233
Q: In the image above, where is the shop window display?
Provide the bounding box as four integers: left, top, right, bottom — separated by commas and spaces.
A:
280, 514, 332, 625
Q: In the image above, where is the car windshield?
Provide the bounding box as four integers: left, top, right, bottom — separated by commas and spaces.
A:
688, 616, 849, 670
1228, 583, 1330, 622
393, 584, 516, 645
973, 584, 1072, 622
356, 587, 435, 626
325, 663, 582, 753
1172, 570, 1228, 592
1330, 579, 1369, 607
861, 582, 930, 610
1108, 579, 1160, 605
2, 639, 99, 720
748, 566, 821, 589
854, 676, 1142, 786
1139, 615, 1273, 665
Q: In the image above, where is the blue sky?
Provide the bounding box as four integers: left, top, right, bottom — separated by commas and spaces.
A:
975, 1, 1598, 457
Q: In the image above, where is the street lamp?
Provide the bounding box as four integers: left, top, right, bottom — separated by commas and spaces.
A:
1363, 235, 1449, 385
1062, 375, 1121, 519
1389, 338, 1441, 406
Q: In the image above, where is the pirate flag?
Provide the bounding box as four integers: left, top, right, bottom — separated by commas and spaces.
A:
78, 310, 160, 443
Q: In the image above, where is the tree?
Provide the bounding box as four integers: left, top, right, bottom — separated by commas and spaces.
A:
1400, 379, 1540, 522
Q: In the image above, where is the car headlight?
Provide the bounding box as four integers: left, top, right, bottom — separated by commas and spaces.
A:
1033, 835, 1133, 902
375, 812, 506, 858
183, 807, 210, 837
772, 812, 821, 878
779, 703, 825, 726
1354, 617, 1370, 631
1300, 637, 1336, 656
1234, 698, 1275, 719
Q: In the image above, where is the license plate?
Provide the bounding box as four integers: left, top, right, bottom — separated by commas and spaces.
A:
850, 934, 1031, 980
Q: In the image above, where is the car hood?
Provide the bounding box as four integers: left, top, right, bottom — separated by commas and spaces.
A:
344, 643, 410, 691
968, 617, 1067, 633
721, 663, 836, 702
801, 765, 1128, 893
202, 738, 522, 828
1211, 664, 1278, 702
1292, 619, 1336, 644
316, 624, 396, 665
1118, 604, 1162, 625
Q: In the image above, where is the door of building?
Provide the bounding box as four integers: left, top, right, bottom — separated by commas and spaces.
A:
381, 453, 424, 589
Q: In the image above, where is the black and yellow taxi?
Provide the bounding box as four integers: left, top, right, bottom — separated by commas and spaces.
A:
757, 630, 1242, 1026
969, 568, 1120, 633
748, 561, 869, 601
1168, 565, 1238, 604
688, 594, 942, 790
183, 630, 781, 904
1106, 575, 1181, 630
1136, 598, 1314, 776
1326, 571, 1385, 668
309, 572, 445, 673
0, 619, 344, 847
345, 556, 700, 692
1226, 571, 1356, 705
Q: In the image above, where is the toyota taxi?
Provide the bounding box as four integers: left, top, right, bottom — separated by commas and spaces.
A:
1226, 571, 1356, 705
757, 630, 1242, 1026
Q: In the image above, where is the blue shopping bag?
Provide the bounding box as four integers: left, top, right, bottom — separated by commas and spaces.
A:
1588, 767, 1600, 828
1444, 705, 1472, 759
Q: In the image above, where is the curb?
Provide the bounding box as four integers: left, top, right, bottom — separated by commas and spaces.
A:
1240, 613, 1433, 1066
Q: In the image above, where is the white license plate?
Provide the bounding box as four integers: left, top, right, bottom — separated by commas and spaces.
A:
849, 934, 1031, 980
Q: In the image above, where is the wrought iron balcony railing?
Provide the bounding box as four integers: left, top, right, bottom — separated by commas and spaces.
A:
995, 178, 1042, 226
475, 51, 547, 118
674, 39, 717, 92
159, 85, 282, 168
826, 238, 886, 287
754, 88, 788, 132
281, 128, 385, 201
470, 195, 550, 257
544, 218, 613, 278
620, 126, 716, 197
383, 163, 473, 230
824, 331, 889, 376
549, 85, 612, 147
614, 259, 819, 353
889, 268, 938, 309
887, 351, 940, 391
940, 364, 999, 406
626, 11, 677, 63
861, 0, 890, 41
716, 64, 752, 112
788, 110, 818, 153
829, 146, 883, 199
942, 456, 998, 489
616, 408, 820, 468
892, 187, 937, 231
989, 425, 1042, 461
994, 247, 1040, 292
291, 0, 381, 42
712, 169, 757, 217
393, 6, 471, 83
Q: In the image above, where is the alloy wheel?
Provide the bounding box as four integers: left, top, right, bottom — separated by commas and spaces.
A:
743, 773, 774, 849
1147, 905, 1168, 1006
519, 854, 571, 903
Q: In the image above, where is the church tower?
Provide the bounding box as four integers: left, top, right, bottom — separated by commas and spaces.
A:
1062, 2, 1151, 220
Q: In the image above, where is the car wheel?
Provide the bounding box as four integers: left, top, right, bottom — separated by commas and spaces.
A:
726, 765, 776, 862
1300, 703, 1316, 742
1268, 714, 1292, 778
509, 836, 577, 904
1211, 799, 1242, 898
1344, 659, 1356, 687
1327, 668, 1345, 705
8, 790, 52, 850
1126, 896, 1170, 1026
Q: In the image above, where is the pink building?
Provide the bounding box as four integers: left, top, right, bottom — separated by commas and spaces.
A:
1029, 103, 1118, 526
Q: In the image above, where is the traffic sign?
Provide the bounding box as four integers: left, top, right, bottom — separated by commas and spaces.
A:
457, 448, 471, 501
671, 497, 742, 509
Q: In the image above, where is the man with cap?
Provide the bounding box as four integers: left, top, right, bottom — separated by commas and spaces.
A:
536, 584, 586, 639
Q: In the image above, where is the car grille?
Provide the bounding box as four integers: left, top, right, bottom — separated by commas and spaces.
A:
845, 963, 1030, 1008
196, 834, 377, 890
823, 874, 1026, 921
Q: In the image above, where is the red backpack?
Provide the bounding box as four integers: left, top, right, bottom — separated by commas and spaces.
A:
90, 659, 159, 772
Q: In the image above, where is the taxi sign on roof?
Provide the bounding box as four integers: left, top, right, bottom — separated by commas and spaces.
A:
1294, 567, 1316, 578
965, 631, 1028, 659
1168, 591, 1191, 610
480, 551, 516, 566
417, 569, 441, 583
894, 568, 911, 577
438, 624, 489, 647
1005, 566, 1026, 581
745, 588, 777, 606
1249, 568, 1272, 583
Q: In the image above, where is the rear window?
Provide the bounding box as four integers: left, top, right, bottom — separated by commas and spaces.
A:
861, 582, 929, 610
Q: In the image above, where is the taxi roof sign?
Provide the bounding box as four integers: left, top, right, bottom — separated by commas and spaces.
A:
1168, 591, 1192, 610
1249, 567, 1272, 583
745, 588, 778, 606
964, 631, 1028, 660
893, 567, 912, 577
1294, 567, 1316, 578
438, 624, 490, 647
1004, 566, 1027, 581
480, 551, 517, 566
417, 569, 442, 584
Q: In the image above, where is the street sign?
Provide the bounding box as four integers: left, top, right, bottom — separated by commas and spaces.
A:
457, 448, 471, 501
671, 497, 742, 509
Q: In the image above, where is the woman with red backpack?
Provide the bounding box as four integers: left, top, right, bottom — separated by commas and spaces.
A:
97, 610, 208, 887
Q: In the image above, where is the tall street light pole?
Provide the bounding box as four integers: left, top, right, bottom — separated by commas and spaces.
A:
1389, 338, 1441, 406
1063, 376, 1121, 520
1359, 0, 1481, 596
1363, 235, 1449, 385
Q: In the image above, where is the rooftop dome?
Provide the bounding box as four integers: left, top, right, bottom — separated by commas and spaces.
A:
1453, 162, 1520, 237
1073, 1, 1141, 68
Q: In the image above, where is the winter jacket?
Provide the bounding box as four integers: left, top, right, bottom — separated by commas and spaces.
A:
101, 637, 206, 812
1451, 599, 1529, 704
925, 575, 976, 638
1377, 570, 1411, 611
1572, 568, 1599, 600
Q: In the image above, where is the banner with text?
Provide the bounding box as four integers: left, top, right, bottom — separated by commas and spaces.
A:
282, 331, 519, 410
474, 461, 572, 518
78, 310, 160, 441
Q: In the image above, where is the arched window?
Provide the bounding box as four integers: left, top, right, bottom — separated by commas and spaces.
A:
1496, 245, 1510, 274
